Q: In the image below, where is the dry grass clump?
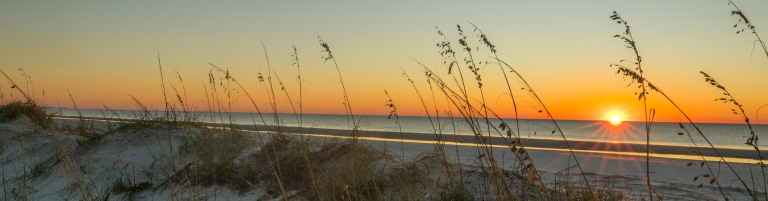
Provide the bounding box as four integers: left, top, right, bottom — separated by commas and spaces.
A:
309, 140, 385, 200
437, 179, 475, 200
547, 173, 627, 201
396, 23, 600, 200
0, 101, 50, 128
111, 176, 152, 197
177, 129, 388, 200
172, 126, 253, 190
608, 6, 767, 200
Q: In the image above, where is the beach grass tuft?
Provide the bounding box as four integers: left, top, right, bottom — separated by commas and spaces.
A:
2, 3, 767, 200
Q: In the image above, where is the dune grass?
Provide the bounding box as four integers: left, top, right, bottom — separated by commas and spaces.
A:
1, 3, 767, 200
608, 6, 768, 200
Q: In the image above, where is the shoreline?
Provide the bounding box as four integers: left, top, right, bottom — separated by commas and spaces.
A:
54, 115, 765, 162
52, 108, 768, 125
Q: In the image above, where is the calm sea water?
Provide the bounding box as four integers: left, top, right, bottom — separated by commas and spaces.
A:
55, 109, 768, 149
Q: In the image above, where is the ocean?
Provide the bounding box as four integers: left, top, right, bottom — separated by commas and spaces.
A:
55, 108, 768, 149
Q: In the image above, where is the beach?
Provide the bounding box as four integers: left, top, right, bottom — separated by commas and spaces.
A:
1, 116, 762, 200
57, 114, 768, 161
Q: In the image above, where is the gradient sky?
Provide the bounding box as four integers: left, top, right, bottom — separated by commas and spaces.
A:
1, 1, 767, 124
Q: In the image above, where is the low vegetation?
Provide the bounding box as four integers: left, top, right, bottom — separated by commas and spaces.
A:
0, 101, 50, 127
1, 2, 767, 200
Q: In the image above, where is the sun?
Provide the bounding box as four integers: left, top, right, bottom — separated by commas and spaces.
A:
610, 115, 621, 124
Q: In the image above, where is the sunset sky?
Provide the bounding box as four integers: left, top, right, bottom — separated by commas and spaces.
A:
1, 1, 767, 124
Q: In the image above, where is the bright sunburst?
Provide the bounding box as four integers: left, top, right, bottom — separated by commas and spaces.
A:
610, 115, 621, 124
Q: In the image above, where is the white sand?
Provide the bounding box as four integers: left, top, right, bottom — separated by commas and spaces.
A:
1, 117, 763, 200
0, 118, 275, 201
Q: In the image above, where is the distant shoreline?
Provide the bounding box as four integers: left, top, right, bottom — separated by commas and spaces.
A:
50, 108, 766, 125
53, 115, 764, 161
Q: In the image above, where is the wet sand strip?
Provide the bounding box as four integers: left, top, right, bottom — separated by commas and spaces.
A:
53, 115, 765, 161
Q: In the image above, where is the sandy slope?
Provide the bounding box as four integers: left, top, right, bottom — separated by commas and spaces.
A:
0, 118, 275, 200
